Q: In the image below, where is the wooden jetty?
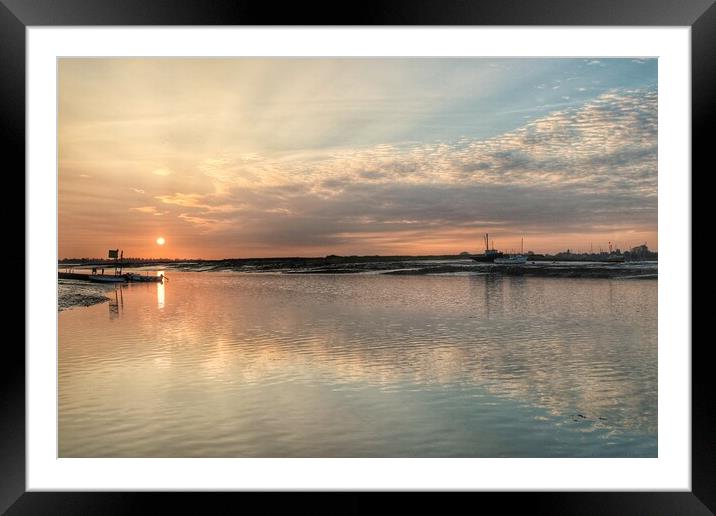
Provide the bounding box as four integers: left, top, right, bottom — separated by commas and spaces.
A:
59, 247, 165, 283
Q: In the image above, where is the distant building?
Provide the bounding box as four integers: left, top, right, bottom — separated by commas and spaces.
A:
625, 244, 657, 261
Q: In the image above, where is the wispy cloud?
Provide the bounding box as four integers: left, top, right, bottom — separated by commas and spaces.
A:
130, 206, 159, 214
58, 58, 658, 258
136, 88, 657, 253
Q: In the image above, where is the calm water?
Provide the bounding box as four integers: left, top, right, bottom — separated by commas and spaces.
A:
59, 272, 657, 457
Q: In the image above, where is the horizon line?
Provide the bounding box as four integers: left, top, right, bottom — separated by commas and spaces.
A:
58, 248, 657, 262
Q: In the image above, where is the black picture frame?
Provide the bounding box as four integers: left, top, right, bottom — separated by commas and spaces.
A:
3, 0, 708, 513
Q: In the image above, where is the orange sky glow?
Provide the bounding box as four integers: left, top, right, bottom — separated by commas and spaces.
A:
59, 58, 657, 259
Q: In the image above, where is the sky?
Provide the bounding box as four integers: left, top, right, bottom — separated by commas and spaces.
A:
58, 58, 657, 259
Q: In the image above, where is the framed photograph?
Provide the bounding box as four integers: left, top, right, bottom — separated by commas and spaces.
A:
5, 0, 708, 513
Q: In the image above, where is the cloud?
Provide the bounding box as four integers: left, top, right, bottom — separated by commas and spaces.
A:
155, 193, 207, 208
59, 83, 657, 256
130, 206, 159, 214
56, 59, 659, 258
145, 88, 656, 252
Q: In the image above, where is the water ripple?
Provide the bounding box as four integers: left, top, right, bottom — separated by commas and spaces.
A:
59, 273, 657, 457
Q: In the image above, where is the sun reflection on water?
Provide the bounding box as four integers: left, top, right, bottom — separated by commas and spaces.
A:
157, 271, 165, 309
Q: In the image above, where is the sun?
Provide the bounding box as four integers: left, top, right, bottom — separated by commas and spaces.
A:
156, 237, 166, 246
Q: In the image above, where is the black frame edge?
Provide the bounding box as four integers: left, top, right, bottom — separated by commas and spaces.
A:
692, 1, 716, 512
2, 492, 715, 515
1, 0, 716, 26
0, 0, 26, 514
7, 0, 712, 513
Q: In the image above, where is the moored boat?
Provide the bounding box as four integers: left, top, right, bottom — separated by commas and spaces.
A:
88, 275, 127, 283
494, 237, 528, 264
124, 273, 165, 282
471, 233, 504, 263
494, 254, 528, 265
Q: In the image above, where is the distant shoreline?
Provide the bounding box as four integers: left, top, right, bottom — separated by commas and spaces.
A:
58, 253, 657, 268
58, 256, 657, 280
